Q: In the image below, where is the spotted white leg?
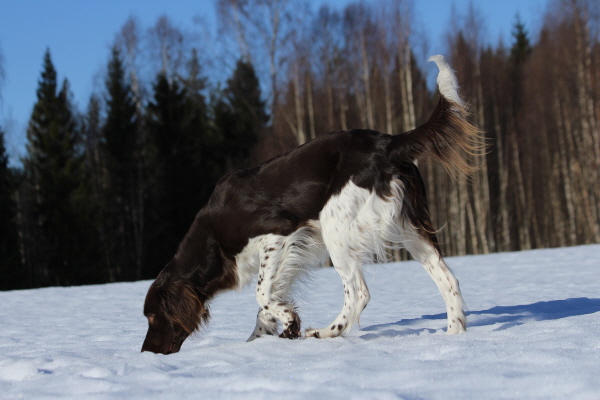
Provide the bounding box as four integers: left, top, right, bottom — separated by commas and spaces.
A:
253, 236, 302, 339
404, 235, 467, 333
306, 183, 372, 339
305, 257, 370, 339
247, 308, 278, 341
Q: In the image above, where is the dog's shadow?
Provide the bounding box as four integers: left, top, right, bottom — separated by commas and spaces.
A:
359, 297, 600, 340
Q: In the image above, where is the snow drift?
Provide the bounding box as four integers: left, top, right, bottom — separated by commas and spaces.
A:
1, 245, 599, 399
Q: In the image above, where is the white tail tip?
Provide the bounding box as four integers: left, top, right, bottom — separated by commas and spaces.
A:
429, 55, 464, 107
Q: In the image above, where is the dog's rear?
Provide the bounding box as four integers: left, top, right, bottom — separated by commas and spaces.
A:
302, 56, 481, 339
142, 55, 482, 353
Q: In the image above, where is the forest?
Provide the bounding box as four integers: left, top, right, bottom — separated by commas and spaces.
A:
1, 0, 599, 290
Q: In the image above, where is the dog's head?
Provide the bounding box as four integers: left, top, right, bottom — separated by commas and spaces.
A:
141, 278, 209, 354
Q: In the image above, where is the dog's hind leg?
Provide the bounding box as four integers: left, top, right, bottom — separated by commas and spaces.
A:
404, 232, 466, 334
397, 163, 467, 334
305, 182, 372, 339
305, 252, 370, 339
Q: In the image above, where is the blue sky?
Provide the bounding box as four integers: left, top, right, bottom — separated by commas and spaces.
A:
0, 0, 548, 166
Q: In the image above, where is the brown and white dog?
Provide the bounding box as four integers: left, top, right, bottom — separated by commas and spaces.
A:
141, 55, 481, 354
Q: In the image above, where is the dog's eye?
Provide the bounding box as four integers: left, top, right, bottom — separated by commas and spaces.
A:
146, 313, 156, 324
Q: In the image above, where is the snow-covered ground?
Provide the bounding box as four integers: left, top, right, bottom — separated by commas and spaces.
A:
1, 245, 599, 399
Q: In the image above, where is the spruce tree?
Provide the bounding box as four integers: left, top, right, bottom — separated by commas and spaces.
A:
80, 95, 109, 281
145, 73, 208, 275
214, 59, 268, 170
510, 15, 532, 67
0, 128, 24, 289
102, 46, 141, 281
24, 49, 90, 286
183, 49, 222, 201
509, 15, 532, 110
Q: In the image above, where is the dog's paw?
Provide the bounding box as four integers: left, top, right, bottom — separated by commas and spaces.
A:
446, 316, 467, 334
279, 315, 301, 339
304, 328, 321, 338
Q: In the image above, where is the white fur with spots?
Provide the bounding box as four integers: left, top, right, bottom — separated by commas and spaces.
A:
235, 222, 326, 341
236, 179, 466, 340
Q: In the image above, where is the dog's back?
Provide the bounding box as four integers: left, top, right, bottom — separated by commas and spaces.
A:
204, 129, 405, 254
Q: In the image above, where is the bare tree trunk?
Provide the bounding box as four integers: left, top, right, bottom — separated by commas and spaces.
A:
493, 102, 510, 251
326, 79, 335, 130
573, 4, 600, 242
403, 48, 416, 130
306, 72, 316, 140
116, 17, 146, 280
338, 86, 348, 131
383, 70, 393, 134
229, 1, 251, 61
217, 0, 294, 130
268, 4, 281, 116
554, 87, 577, 245
293, 63, 306, 144
508, 115, 531, 250
398, 47, 415, 132
359, 33, 375, 128
472, 60, 490, 253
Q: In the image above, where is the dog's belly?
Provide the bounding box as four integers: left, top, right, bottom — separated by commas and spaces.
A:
319, 178, 410, 263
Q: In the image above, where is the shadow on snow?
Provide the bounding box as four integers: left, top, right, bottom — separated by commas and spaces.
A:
359, 297, 600, 340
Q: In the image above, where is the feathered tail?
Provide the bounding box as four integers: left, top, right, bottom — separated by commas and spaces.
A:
388, 55, 484, 177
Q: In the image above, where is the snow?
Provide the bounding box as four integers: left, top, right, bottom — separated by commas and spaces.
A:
1, 245, 599, 399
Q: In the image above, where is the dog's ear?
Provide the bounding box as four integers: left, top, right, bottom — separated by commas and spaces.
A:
160, 279, 210, 334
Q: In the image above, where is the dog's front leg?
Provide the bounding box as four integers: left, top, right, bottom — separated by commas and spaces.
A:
250, 236, 301, 340
247, 307, 278, 341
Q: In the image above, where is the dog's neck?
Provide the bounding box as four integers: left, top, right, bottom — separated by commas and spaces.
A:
158, 213, 238, 300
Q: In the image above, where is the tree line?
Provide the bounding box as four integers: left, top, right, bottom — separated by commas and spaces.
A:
1, 34, 267, 289
1, 0, 599, 290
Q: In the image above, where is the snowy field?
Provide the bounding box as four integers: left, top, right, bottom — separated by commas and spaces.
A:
1, 245, 599, 399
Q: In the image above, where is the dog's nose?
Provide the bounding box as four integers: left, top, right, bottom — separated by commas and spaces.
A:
141, 337, 180, 354
141, 337, 161, 354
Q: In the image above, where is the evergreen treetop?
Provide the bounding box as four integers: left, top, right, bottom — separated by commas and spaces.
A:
510, 15, 532, 66
103, 47, 138, 167
214, 59, 268, 170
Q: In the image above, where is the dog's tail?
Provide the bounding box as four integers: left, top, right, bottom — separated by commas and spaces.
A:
388, 55, 483, 177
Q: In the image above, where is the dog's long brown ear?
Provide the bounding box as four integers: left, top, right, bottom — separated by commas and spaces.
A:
160, 280, 210, 335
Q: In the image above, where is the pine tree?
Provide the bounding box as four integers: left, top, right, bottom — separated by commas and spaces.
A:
80, 95, 109, 281
510, 15, 532, 67
145, 72, 210, 275
184, 49, 223, 201
24, 49, 90, 286
82, 96, 103, 203
0, 128, 24, 289
214, 59, 268, 170
102, 46, 142, 281
509, 15, 532, 113
104, 48, 138, 172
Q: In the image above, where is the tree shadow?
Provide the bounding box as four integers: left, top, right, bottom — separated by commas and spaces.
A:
359, 297, 600, 340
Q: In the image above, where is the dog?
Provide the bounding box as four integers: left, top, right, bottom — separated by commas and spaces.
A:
141, 55, 481, 354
